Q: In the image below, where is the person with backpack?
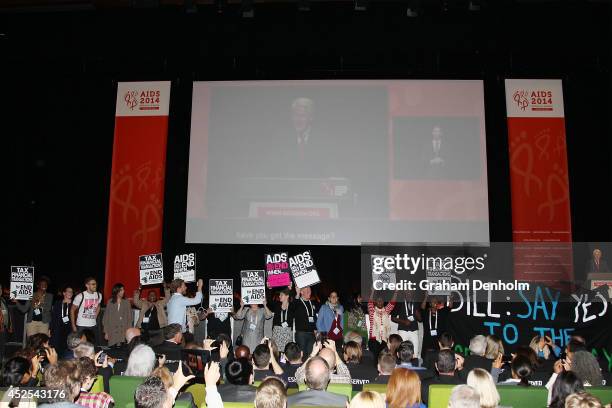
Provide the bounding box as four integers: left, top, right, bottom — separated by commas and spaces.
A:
71, 277, 103, 345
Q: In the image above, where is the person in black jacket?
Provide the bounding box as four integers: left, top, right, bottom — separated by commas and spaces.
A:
293, 286, 319, 359
421, 349, 465, 405
50, 285, 74, 356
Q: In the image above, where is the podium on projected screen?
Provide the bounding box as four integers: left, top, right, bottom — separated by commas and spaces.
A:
236, 177, 352, 220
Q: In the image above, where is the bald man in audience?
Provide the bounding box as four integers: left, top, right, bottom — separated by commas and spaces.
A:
287, 357, 348, 407
295, 339, 351, 385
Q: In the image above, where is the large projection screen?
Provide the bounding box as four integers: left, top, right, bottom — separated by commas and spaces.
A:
186, 80, 489, 245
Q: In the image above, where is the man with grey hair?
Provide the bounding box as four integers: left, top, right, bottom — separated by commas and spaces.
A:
294, 339, 351, 385
287, 357, 347, 407
461, 335, 492, 376
448, 384, 480, 408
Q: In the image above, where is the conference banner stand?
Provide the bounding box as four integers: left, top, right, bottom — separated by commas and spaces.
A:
104, 82, 171, 300
505, 79, 573, 290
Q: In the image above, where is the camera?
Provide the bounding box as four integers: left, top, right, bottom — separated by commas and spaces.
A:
97, 352, 107, 365
37, 348, 48, 358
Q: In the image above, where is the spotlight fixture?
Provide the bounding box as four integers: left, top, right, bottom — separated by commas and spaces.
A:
354, 0, 368, 11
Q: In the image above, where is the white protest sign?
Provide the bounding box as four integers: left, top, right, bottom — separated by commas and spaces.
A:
289, 251, 320, 288
209, 279, 234, 312
173, 252, 196, 282
241, 270, 266, 305
10, 266, 34, 300
139, 253, 164, 285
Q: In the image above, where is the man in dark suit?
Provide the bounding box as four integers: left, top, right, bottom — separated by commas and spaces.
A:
421, 349, 465, 405
287, 357, 347, 407
586, 248, 610, 273
218, 358, 257, 403
154, 323, 183, 371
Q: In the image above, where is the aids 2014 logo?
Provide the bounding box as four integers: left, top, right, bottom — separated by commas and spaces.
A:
513, 88, 554, 112
124, 89, 162, 111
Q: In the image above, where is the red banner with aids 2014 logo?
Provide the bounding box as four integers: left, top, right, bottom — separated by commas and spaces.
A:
104, 82, 171, 300
505, 79, 573, 286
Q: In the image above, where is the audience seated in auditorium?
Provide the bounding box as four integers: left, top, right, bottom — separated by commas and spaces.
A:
75, 357, 115, 408
421, 349, 465, 405
154, 323, 184, 362
39, 360, 83, 408
372, 353, 397, 384
494, 355, 532, 386
529, 335, 561, 360
350, 390, 386, 408
287, 356, 348, 407
484, 335, 504, 361
549, 371, 586, 408
386, 368, 425, 408
462, 335, 492, 375
466, 368, 500, 408
295, 339, 351, 384
151, 365, 197, 408
235, 345, 251, 360
63, 331, 83, 359
1, 356, 41, 387
125, 344, 159, 377
448, 385, 480, 408
134, 361, 194, 408
343, 340, 378, 390
73, 341, 113, 392
252, 340, 284, 380
564, 392, 604, 408
255, 377, 288, 408
396, 341, 433, 380
423, 331, 455, 371
218, 357, 257, 402
282, 342, 303, 388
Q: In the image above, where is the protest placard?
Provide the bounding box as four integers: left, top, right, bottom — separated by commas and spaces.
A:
139, 253, 164, 285
10, 266, 34, 300
265, 252, 291, 287
289, 251, 320, 288
241, 270, 266, 305
209, 279, 233, 312
174, 253, 196, 282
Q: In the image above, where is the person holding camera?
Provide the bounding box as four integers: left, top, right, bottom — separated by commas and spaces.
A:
294, 338, 352, 385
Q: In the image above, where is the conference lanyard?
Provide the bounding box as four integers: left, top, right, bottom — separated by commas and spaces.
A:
301, 299, 314, 318
429, 309, 438, 331
249, 310, 258, 326
281, 307, 288, 323
145, 306, 155, 318
405, 302, 414, 317
62, 303, 69, 318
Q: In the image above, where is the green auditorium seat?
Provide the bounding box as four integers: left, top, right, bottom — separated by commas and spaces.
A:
296, 383, 352, 401
221, 402, 253, 408
497, 385, 547, 408
362, 383, 387, 394
588, 387, 612, 404
90, 374, 105, 394
185, 383, 206, 407
109, 375, 145, 408
428, 384, 454, 408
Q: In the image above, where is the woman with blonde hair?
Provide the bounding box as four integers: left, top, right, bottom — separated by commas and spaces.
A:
485, 335, 504, 360
467, 368, 501, 408
386, 368, 425, 408
350, 390, 386, 408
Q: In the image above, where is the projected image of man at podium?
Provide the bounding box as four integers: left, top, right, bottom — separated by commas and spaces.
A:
284, 97, 335, 178
586, 248, 610, 273
425, 125, 447, 178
